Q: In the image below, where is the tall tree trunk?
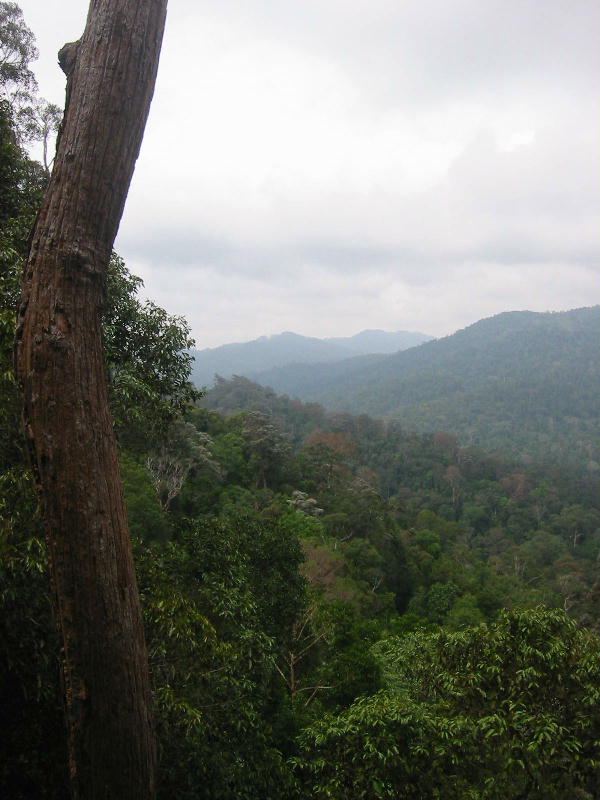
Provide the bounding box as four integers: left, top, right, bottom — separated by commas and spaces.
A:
15, 0, 168, 796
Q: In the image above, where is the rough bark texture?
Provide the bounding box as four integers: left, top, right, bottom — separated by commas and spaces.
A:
15, 0, 168, 797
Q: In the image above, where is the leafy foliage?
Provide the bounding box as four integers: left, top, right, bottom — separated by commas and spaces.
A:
297, 607, 600, 800
104, 254, 201, 443
135, 515, 305, 799
0, 467, 68, 799
0, 2, 37, 109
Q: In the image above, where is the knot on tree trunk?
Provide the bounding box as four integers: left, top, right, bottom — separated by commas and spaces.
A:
58, 40, 80, 77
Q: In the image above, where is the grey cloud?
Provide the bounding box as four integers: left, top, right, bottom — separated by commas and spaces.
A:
125, 252, 597, 350
26, 0, 597, 346
119, 116, 599, 287
206, 0, 599, 104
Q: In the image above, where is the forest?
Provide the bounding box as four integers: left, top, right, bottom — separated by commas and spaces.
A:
240, 307, 600, 476
1, 3, 599, 799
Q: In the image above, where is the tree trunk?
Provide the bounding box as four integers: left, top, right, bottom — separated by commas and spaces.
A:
15, 0, 168, 796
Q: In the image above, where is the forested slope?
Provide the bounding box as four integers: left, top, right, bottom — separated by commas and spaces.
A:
253, 307, 600, 471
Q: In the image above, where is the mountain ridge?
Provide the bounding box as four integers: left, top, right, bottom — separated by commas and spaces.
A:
189, 328, 433, 388
223, 306, 600, 471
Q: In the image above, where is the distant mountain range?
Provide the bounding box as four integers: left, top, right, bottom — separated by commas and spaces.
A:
202, 307, 600, 472
189, 329, 433, 388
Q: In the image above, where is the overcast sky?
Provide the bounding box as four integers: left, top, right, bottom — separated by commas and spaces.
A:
19, 0, 600, 348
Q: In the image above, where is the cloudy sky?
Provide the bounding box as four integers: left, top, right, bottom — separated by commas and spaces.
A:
19, 0, 600, 348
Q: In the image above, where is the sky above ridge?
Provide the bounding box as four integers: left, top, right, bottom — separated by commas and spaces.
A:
19, 0, 600, 348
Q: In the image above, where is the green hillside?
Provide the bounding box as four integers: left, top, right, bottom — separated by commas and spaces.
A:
252, 308, 600, 471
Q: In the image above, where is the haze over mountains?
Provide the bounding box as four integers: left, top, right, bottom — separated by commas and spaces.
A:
201, 307, 600, 472
189, 329, 433, 388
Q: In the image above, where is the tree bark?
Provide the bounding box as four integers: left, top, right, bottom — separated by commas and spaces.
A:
15, 0, 168, 796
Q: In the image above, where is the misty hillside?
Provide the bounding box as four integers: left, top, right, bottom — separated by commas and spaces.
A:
189, 329, 432, 388
324, 329, 433, 354
247, 307, 600, 471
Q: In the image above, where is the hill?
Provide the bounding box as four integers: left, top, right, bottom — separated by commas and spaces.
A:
249, 307, 600, 471
189, 329, 432, 387
325, 328, 433, 355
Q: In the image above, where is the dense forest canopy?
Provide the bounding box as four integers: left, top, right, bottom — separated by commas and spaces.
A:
1, 4, 599, 799
239, 306, 600, 475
